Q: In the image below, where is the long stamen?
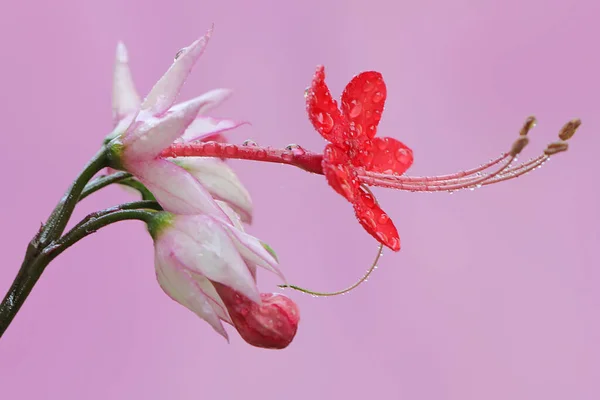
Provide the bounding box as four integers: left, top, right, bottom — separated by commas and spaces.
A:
357, 116, 580, 192
278, 243, 384, 297
360, 154, 549, 191
362, 153, 545, 188
362, 152, 510, 183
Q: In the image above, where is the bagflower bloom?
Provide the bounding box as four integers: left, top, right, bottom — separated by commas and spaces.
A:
108, 27, 252, 222
150, 201, 299, 348
106, 27, 300, 348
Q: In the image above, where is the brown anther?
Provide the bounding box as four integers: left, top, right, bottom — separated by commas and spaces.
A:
510, 136, 530, 157
544, 141, 569, 155
558, 118, 581, 141
520, 116, 537, 136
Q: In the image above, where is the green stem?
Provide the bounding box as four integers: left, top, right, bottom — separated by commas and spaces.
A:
45, 208, 157, 261
80, 172, 157, 203
39, 147, 109, 245
118, 179, 157, 201
79, 171, 132, 200
0, 206, 157, 338
69, 200, 161, 233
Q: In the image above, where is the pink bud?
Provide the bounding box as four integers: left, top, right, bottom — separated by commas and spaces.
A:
214, 283, 300, 349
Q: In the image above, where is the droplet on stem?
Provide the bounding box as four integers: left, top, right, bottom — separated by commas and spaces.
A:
242, 139, 258, 147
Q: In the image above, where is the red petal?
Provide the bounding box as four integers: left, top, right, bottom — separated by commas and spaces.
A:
341, 71, 386, 140
323, 144, 358, 202
353, 186, 400, 251
306, 65, 347, 146
366, 137, 413, 175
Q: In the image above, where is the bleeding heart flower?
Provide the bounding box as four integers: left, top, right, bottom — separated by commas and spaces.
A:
306, 66, 412, 251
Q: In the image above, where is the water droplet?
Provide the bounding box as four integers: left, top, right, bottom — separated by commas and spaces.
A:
395, 148, 411, 163
281, 151, 293, 162
363, 80, 375, 92
376, 231, 388, 244
378, 213, 389, 224
203, 141, 217, 153
367, 125, 377, 137
256, 149, 267, 159
224, 144, 237, 156
304, 87, 310, 99
362, 193, 376, 208
285, 143, 306, 156
372, 92, 384, 103
348, 100, 362, 118
315, 112, 334, 133
174, 48, 185, 60
240, 308, 249, 316
242, 139, 258, 147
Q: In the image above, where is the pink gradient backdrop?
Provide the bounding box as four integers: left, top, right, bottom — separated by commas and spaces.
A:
1, 0, 599, 399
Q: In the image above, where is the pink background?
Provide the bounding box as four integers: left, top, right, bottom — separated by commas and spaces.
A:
1, 0, 599, 399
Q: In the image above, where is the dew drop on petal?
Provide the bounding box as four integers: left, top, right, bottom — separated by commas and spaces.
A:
315, 112, 334, 134
376, 231, 388, 244
348, 100, 363, 118
363, 80, 375, 92
372, 92, 384, 103
304, 87, 310, 99
174, 48, 185, 61
378, 213, 389, 224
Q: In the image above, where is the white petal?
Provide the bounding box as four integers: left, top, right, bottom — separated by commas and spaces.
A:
190, 274, 232, 323
169, 214, 260, 303
213, 201, 258, 279
141, 28, 212, 116
215, 200, 244, 231
127, 159, 229, 220
220, 222, 285, 282
123, 96, 205, 160
172, 157, 253, 223
155, 243, 228, 339
181, 116, 246, 142
112, 42, 141, 123
169, 88, 233, 115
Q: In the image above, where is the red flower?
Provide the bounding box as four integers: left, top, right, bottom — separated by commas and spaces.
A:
305, 66, 412, 251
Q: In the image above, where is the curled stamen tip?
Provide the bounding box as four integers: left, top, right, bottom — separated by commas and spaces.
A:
558, 118, 582, 141
544, 141, 569, 155
520, 116, 538, 136
510, 136, 530, 156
